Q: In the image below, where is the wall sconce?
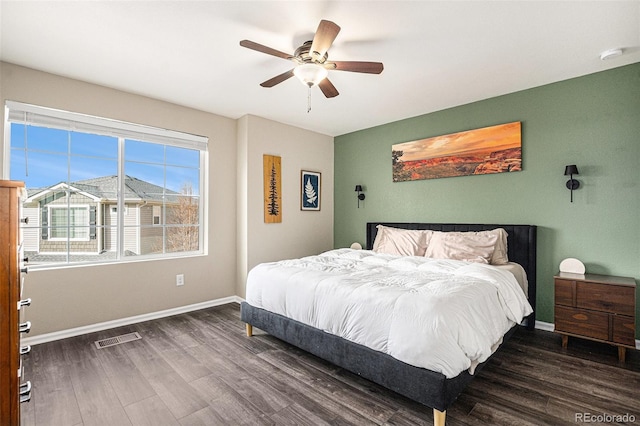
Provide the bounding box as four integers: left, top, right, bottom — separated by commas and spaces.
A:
564, 165, 580, 202
355, 185, 365, 208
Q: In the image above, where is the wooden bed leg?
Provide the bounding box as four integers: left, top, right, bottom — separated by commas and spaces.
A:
245, 323, 253, 337
434, 409, 446, 426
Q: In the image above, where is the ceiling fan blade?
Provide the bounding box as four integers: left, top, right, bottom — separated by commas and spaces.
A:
310, 20, 340, 60
318, 78, 339, 98
260, 69, 295, 87
329, 61, 384, 74
240, 40, 292, 60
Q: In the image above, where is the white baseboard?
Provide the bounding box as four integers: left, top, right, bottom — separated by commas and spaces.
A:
533, 320, 640, 350
22, 295, 244, 346
534, 320, 555, 332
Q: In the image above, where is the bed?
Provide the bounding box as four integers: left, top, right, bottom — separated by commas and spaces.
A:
241, 222, 537, 425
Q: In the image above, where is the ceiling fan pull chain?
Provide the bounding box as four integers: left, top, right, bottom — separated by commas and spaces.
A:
307, 87, 312, 113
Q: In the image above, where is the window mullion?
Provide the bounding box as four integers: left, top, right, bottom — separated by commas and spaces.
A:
66, 129, 71, 263
117, 137, 125, 260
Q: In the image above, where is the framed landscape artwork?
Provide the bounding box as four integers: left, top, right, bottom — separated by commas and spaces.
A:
392, 121, 522, 182
300, 170, 321, 211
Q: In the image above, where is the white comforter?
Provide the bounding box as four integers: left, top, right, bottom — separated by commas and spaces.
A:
246, 248, 533, 378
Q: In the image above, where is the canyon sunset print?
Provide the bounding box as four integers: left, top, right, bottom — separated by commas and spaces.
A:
392, 121, 522, 182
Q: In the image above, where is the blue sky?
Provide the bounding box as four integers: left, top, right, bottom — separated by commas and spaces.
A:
10, 123, 200, 193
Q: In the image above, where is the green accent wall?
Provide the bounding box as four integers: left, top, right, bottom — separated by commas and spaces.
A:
334, 62, 640, 335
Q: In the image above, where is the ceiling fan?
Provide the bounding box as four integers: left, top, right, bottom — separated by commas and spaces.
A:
240, 20, 384, 100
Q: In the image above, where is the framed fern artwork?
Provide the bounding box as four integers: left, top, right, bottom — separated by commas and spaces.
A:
301, 170, 321, 211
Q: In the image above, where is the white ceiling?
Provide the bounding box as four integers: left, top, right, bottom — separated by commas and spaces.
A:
1, 1, 639, 137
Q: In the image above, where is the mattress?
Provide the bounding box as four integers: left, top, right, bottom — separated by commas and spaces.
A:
246, 248, 533, 378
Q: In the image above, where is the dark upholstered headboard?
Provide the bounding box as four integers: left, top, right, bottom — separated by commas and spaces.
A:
366, 222, 537, 329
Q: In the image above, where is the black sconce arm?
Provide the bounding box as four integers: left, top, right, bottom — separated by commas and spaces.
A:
355, 185, 365, 208
564, 165, 580, 202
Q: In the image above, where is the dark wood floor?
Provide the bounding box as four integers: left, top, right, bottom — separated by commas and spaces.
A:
21, 303, 640, 426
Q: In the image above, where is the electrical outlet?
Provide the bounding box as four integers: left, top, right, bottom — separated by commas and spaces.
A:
176, 274, 184, 286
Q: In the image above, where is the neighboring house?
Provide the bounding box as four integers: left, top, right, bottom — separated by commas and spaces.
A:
23, 175, 182, 260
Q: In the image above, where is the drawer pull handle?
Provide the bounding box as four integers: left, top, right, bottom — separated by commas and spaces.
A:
21, 266, 28, 274
20, 392, 31, 404
572, 314, 588, 321
20, 345, 31, 355
20, 217, 29, 224
18, 298, 31, 309
19, 321, 31, 334
19, 381, 31, 395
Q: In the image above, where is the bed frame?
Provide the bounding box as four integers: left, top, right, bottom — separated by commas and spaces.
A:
241, 222, 537, 426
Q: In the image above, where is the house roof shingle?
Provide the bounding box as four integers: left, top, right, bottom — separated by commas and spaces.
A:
27, 175, 179, 203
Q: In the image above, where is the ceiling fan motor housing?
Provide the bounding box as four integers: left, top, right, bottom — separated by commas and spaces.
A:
295, 41, 329, 65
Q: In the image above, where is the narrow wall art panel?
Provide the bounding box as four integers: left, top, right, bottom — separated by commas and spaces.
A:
263, 154, 282, 223
392, 121, 522, 182
301, 170, 321, 211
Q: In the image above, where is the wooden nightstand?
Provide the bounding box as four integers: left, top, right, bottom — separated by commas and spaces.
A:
554, 272, 636, 362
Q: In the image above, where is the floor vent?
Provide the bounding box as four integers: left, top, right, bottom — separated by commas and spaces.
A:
94, 332, 142, 349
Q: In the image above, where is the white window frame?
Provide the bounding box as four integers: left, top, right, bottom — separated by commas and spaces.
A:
4, 101, 209, 269
48, 204, 91, 241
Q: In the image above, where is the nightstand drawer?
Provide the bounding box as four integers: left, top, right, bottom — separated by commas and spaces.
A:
576, 282, 635, 316
554, 279, 574, 307
555, 306, 609, 341
612, 315, 635, 346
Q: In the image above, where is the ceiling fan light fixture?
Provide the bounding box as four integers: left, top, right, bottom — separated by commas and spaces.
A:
293, 63, 328, 87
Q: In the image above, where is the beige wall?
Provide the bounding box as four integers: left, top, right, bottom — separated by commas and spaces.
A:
236, 115, 334, 298
1, 62, 335, 337
1, 62, 239, 336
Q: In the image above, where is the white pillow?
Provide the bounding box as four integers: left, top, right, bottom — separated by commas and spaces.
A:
423, 228, 508, 264
372, 225, 432, 256
425, 230, 500, 264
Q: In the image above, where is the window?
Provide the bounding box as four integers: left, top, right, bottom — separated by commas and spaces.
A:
4, 101, 208, 269
49, 205, 90, 240
153, 205, 161, 225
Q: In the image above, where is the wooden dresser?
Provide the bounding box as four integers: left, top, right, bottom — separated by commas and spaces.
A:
0, 180, 31, 425
554, 272, 636, 362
